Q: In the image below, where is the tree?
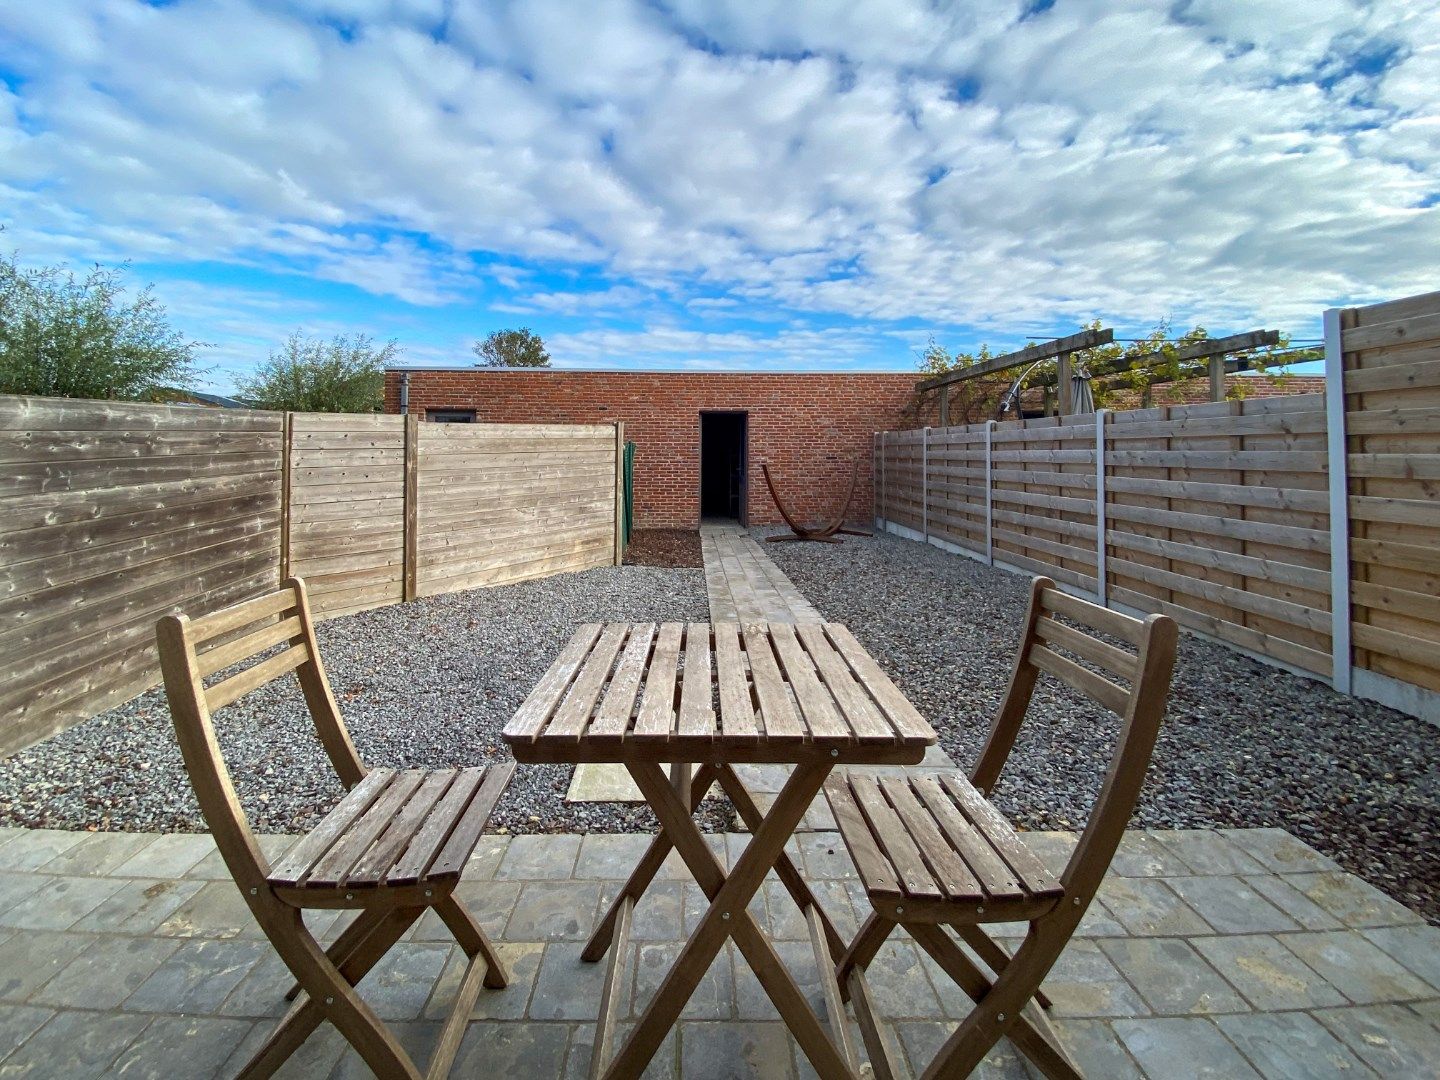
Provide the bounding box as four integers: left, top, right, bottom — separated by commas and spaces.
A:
237, 331, 397, 413
473, 327, 550, 367
0, 252, 204, 400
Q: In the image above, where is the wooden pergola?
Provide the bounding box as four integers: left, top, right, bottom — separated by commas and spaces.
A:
916, 327, 1282, 422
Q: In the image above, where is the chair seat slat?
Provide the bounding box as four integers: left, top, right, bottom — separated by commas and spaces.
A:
909, 776, 1024, 901
940, 774, 1060, 898
346, 770, 457, 887
878, 777, 984, 900
430, 762, 515, 878
267, 768, 397, 886
305, 770, 428, 888
387, 768, 486, 885
823, 776, 901, 895
848, 774, 944, 900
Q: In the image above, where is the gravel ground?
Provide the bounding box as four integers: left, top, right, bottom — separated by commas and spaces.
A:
4, 526, 1434, 924
764, 527, 1440, 923
0, 565, 719, 837
625, 528, 703, 568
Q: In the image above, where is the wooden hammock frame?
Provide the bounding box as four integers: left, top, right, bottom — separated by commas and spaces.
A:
761, 458, 873, 543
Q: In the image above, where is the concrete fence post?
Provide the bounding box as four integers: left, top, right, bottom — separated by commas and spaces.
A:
1323, 308, 1352, 694
1095, 409, 1108, 604
879, 431, 888, 531
921, 426, 930, 543
984, 420, 996, 565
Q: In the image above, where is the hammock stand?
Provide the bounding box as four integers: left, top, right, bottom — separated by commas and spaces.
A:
760, 459, 873, 544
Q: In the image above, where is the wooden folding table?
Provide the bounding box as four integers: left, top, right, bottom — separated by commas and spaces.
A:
502, 621, 936, 1079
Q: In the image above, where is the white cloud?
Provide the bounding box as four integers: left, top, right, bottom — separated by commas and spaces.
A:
0, 0, 1435, 353
547, 322, 898, 369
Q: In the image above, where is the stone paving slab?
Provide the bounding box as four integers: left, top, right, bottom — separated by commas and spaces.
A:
0, 825, 1434, 1077
700, 524, 823, 625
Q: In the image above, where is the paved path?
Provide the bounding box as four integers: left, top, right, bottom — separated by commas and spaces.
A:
701, 523, 822, 624
0, 824, 1434, 1077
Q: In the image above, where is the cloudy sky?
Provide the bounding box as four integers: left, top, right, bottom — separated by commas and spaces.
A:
1, 0, 1436, 390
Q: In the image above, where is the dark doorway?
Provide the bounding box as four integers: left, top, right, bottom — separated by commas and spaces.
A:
699, 412, 747, 522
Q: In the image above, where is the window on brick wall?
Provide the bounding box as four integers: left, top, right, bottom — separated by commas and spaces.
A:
427, 408, 476, 423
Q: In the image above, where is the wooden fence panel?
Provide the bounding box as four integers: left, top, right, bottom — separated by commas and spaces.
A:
0, 396, 283, 757
1343, 291, 1440, 698
2, 400, 624, 757
990, 413, 1099, 592
925, 426, 986, 554
286, 413, 406, 618
1105, 395, 1332, 677
415, 423, 617, 597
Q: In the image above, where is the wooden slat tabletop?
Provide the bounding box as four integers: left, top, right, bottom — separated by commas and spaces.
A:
502, 622, 936, 765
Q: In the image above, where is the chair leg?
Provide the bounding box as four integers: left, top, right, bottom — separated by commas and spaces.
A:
435, 892, 511, 989
284, 907, 391, 1002
909, 921, 1081, 1080
836, 912, 896, 1002
953, 923, 1054, 1010
239, 905, 425, 1080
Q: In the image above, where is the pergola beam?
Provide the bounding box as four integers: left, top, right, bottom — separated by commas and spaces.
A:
916, 327, 1115, 393
1028, 329, 1281, 388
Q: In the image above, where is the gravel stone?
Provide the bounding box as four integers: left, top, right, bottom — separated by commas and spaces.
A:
765, 528, 1440, 924
0, 566, 714, 837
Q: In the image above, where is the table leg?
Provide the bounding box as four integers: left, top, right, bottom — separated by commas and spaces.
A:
715, 764, 846, 961
606, 760, 857, 1080
582, 763, 718, 963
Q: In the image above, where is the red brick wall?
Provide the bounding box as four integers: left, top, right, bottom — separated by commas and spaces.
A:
385, 370, 922, 529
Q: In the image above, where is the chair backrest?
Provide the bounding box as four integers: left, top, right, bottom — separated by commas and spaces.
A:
970, 576, 1178, 900
155, 578, 365, 889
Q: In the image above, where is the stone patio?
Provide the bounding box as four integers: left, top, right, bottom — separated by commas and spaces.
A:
0, 823, 1436, 1078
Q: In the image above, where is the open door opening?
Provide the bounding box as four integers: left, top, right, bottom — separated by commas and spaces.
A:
699, 412, 747, 523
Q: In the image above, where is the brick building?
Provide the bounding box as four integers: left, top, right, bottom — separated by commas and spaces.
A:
383, 368, 923, 529
382, 366, 1325, 531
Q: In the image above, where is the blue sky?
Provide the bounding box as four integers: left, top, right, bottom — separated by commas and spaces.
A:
1, 1, 1436, 392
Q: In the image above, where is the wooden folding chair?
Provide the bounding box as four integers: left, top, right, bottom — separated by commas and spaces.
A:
824, 577, 1178, 1079
155, 578, 513, 1080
